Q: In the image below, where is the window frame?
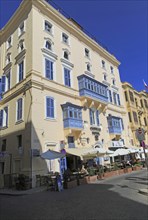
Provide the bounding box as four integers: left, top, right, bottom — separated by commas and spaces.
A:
85, 48, 90, 58
18, 21, 25, 37
44, 20, 53, 34
16, 98, 23, 122
45, 96, 56, 119
62, 33, 69, 45
63, 67, 71, 87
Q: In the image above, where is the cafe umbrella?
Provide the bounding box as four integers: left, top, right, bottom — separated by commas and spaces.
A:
41, 149, 65, 160
41, 149, 66, 171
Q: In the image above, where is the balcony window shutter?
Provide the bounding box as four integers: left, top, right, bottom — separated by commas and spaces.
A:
89, 109, 93, 125
1, 76, 6, 93
46, 97, 54, 118
120, 118, 124, 130
96, 110, 100, 126
117, 94, 121, 105
4, 107, 8, 127
45, 59, 53, 80
17, 99, 22, 121
0, 110, 3, 127
109, 90, 112, 102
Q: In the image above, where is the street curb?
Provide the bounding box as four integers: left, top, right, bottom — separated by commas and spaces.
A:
0, 187, 47, 196
138, 189, 148, 196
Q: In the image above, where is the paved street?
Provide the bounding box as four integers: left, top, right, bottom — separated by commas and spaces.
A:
0, 169, 148, 220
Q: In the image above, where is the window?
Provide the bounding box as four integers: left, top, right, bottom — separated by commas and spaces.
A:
0, 162, 4, 174
0, 107, 8, 127
1, 139, 6, 152
117, 94, 121, 106
102, 60, 105, 68
112, 79, 115, 85
124, 91, 128, 102
128, 112, 132, 123
68, 136, 75, 148
108, 90, 112, 102
1, 72, 11, 93
140, 99, 143, 108
45, 21, 52, 33
110, 66, 113, 73
45, 58, 53, 80
113, 92, 117, 105
62, 33, 69, 44
133, 111, 138, 123
144, 99, 148, 108
85, 48, 89, 58
135, 98, 138, 107
7, 36, 12, 49
18, 61, 24, 82
64, 68, 71, 87
19, 41, 24, 52
64, 51, 69, 60
17, 98, 23, 121
6, 53, 11, 64
45, 41, 52, 50
17, 135, 22, 148
46, 97, 55, 118
87, 64, 91, 72
19, 22, 24, 36
144, 117, 147, 126
129, 91, 134, 102
89, 109, 100, 126
104, 74, 107, 81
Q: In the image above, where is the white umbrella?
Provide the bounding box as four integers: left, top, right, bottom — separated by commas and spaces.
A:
41, 150, 65, 160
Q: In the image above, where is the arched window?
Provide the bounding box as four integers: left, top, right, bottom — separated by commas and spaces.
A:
64, 51, 69, 60
45, 41, 52, 50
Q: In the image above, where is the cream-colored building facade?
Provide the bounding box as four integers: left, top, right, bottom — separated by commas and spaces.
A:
122, 82, 148, 147
0, 0, 131, 188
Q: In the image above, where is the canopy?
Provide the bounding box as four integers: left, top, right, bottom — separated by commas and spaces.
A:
40, 150, 65, 160
66, 147, 108, 160
110, 148, 130, 157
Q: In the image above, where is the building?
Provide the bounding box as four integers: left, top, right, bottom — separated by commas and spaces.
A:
0, 0, 130, 188
122, 82, 148, 147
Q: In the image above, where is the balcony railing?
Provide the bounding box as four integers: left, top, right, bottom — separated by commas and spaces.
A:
110, 141, 124, 148
108, 126, 122, 134
63, 118, 83, 129
77, 75, 108, 103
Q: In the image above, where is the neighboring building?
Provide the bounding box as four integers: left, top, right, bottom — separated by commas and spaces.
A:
0, 0, 130, 188
122, 82, 148, 147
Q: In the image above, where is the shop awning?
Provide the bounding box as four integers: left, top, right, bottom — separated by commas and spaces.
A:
109, 148, 130, 157
66, 147, 106, 160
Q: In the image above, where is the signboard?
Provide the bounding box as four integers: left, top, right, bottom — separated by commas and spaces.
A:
135, 128, 145, 141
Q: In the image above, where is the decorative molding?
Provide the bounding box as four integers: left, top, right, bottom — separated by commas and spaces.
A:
60, 58, 74, 67
41, 48, 58, 59
3, 62, 12, 72
15, 49, 26, 63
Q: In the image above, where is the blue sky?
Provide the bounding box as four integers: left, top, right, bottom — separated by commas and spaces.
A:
0, 0, 147, 91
